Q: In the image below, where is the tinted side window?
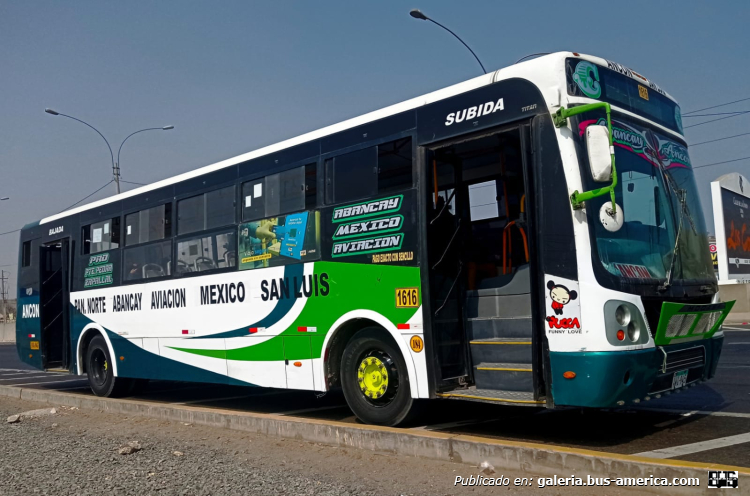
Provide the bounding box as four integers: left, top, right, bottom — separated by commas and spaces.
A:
125, 204, 172, 245
242, 166, 305, 221
82, 218, 121, 255
176, 230, 236, 274
205, 186, 235, 229
305, 162, 317, 209
123, 240, 172, 281
178, 185, 235, 235
378, 137, 412, 193
325, 147, 377, 204
177, 195, 203, 235
242, 179, 265, 221
267, 166, 304, 217
22, 241, 32, 267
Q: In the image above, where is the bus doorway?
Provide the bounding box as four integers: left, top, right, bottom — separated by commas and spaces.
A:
426, 125, 542, 403
39, 239, 71, 370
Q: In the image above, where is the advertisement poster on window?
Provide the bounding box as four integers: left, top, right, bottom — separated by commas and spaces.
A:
238, 211, 321, 270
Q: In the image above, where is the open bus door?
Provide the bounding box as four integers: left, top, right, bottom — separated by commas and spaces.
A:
424, 123, 546, 404
39, 238, 71, 371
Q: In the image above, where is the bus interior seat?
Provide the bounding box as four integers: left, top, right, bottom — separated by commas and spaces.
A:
194, 257, 215, 272
176, 260, 192, 274
142, 263, 165, 278
223, 250, 236, 267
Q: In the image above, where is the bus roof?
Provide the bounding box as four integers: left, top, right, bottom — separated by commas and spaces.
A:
38, 51, 675, 226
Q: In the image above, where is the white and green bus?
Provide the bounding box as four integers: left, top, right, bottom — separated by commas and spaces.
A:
17, 52, 733, 426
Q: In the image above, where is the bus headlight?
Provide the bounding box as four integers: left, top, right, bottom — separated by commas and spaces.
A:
627, 321, 640, 342
615, 305, 631, 326
604, 300, 649, 346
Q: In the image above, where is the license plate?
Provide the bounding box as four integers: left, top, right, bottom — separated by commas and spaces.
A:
672, 369, 688, 389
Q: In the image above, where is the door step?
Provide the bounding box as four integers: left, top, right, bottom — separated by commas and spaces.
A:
437, 387, 544, 406
469, 338, 531, 364
474, 362, 533, 392
466, 316, 532, 340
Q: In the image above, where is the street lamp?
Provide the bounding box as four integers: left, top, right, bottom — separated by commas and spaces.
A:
45, 108, 173, 194
116, 126, 174, 188
0, 197, 8, 201
409, 9, 487, 75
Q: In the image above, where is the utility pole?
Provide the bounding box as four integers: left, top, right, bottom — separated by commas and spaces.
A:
0, 270, 7, 326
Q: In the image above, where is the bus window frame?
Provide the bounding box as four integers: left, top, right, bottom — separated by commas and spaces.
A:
123, 202, 173, 248
320, 130, 416, 208
121, 237, 174, 285
173, 225, 238, 279
81, 217, 121, 256
176, 183, 237, 236
240, 160, 321, 223
120, 201, 174, 286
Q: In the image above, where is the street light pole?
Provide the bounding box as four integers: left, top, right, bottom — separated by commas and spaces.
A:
409, 9, 487, 75
116, 126, 174, 186
44, 108, 119, 193
45, 109, 174, 195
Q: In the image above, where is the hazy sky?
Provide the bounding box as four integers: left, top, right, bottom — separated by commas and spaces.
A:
2, 1, 749, 291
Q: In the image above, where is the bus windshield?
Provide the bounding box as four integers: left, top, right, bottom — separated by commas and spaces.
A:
581, 117, 715, 285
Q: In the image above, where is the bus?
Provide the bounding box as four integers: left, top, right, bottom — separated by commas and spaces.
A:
16, 52, 733, 426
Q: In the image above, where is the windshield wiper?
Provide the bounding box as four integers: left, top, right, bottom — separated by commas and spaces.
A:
659, 194, 683, 292
658, 166, 694, 291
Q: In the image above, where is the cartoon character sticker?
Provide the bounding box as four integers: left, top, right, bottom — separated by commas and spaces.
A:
544, 276, 583, 336
547, 280, 577, 315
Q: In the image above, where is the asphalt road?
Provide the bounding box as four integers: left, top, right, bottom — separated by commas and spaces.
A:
2, 326, 750, 469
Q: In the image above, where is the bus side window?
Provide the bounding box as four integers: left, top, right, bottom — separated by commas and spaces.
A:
123, 203, 173, 282
266, 166, 304, 217
82, 217, 121, 255
125, 204, 171, 246
377, 137, 412, 194
305, 162, 317, 209
325, 137, 413, 205
242, 179, 265, 221
22, 241, 32, 267
325, 147, 377, 204
178, 185, 235, 235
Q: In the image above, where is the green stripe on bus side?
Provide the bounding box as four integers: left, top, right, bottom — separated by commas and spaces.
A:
170, 261, 422, 362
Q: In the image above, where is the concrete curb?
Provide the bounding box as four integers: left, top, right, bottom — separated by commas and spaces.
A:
2, 384, 748, 495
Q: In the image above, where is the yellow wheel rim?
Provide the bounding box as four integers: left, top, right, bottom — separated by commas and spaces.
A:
104, 360, 108, 371
357, 356, 388, 399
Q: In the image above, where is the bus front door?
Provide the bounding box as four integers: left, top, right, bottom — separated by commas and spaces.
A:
427, 125, 539, 399
39, 239, 71, 370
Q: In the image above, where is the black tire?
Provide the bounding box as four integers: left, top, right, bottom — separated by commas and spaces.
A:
341, 328, 415, 426
86, 335, 132, 397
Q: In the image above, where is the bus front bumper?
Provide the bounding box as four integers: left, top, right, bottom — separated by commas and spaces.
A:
549, 334, 724, 408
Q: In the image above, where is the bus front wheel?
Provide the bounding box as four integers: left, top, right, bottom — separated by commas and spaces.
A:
341, 328, 415, 426
86, 335, 132, 397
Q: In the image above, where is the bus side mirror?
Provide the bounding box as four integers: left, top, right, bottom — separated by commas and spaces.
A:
586, 126, 612, 182
553, 102, 617, 211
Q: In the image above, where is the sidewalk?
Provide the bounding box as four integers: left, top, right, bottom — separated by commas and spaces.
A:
1, 322, 16, 343
725, 312, 750, 325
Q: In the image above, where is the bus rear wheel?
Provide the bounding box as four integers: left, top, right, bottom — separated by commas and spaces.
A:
86, 335, 132, 397
341, 328, 415, 426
